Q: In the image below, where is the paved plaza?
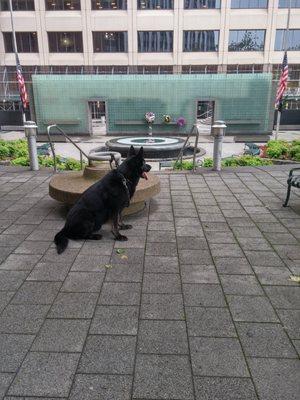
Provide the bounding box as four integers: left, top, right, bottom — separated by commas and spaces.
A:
0, 165, 299, 400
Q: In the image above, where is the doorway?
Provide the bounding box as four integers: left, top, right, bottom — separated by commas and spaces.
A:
197, 101, 214, 134
89, 101, 106, 135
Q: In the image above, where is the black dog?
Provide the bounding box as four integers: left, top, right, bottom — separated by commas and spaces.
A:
54, 146, 151, 254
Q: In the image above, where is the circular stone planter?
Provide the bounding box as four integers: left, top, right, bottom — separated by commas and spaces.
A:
49, 164, 160, 216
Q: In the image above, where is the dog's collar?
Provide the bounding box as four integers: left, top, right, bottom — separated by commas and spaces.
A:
117, 172, 131, 207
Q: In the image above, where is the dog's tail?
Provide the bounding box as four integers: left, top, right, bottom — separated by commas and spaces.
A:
54, 228, 69, 254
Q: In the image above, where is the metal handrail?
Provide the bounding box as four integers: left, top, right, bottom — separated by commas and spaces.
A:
46, 124, 89, 172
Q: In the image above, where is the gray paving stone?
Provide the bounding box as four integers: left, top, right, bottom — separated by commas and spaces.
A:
174, 218, 201, 227
214, 257, 253, 275
202, 222, 231, 232
227, 295, 278, 322
40, 248, 79, 265
230, 226, 263, 238
149, 212, 174, 221
144, 256, 179, 274
60, 272, 104, 293
78, 335, 136, 374
237, 322, 297, 358
0, 304, 50, 334
194, 377, 258, 400
133, 354, 194, 399
237, 237, 272, 251
32, 319, 90, 352
0, 373, 14, 399
78, 241, 114, 255
209, 243, 244, 258
248, 358, 300, 400
70, 254, 110, 272
11, 281, 61, 305
90, 305, 139, 335
253, 266, 296, 286
293, 339, 300, 356
26, 262, 70, 281
0, 291, 14, 313
183, 284, 226, 307
256, 222, 289, 233
69, 374, 132, 400
265, 286, 300, 309
0, 334, 34, 373
186, 307, 236, 337
0, 254, 41, 271
140, 293, 184, 320
264, 232, 298, 245
8, 352, 80, 397
277, 309, 300, 339
179, 249, 212, 264
176, 225, 205, 237
190, 337, 249, 377
147, 221, 174, 231
105, 263, 143, 282
0, 246, 17, 263
48, 292, 98, 319
205, 231, 237, 244
181, 264, 219, 284
113, 236, 146, 248
142, 273, 181, 293
138, 320, 188, 354
245, 251, 284, 267
177, 236, 208, 250
145, 242, 177, 257
0, 234, 26, 248
13, 241, 51, 255
0, 271, 28, 291
274, 244, 300, 261
220, 275, 263, 295
99, 282, 141, 305
147, 230, 176, 243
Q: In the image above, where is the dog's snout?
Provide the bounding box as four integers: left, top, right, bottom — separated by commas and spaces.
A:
144, 164, 151, 172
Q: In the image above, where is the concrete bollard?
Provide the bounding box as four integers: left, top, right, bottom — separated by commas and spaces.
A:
211, 120, 227, 172
24, 121, 39, 171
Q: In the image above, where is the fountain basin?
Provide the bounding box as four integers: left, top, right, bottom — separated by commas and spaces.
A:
105, 136, 205, 159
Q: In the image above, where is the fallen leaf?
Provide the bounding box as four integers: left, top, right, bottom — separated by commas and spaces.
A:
289, 275, 300, 283
104, 264, 113, 269
116, 249, 125, 255
121, 255, 128, 260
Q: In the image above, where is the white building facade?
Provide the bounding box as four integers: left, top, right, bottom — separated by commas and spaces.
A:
0, 0, 299, 71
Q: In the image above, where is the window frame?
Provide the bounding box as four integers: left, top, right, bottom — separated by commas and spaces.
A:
183, 30, 220, 52
184, 0, 221, 10
47, 31, 83, 53
278, 0, 300, 8
228, 29, 266, 52
3, 31, 38, 53
137, 0, 174, 10
230, 0, 268, 8
0, 0, 35, 11
275, 29, 300, 51
137, 30, 174, 53
92, 31, 128, 53
91, 0, 127, 10
45, 0, 81, 11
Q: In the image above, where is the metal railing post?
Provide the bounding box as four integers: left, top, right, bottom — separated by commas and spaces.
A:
211, 121, 227, 172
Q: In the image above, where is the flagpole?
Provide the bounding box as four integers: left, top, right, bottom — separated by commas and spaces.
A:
275, 0, 291, 140
8, 0, 26, 124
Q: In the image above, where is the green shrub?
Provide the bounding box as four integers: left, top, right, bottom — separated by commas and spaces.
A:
266, 140, 290, 159
63, 157, 83, 171
222, 155, 272, 167
202, 158, 213, 167
11, 156, 30, 166
0, 143, 10, 159
173, 160, 195, 170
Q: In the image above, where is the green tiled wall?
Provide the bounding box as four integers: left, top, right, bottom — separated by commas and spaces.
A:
32, 73, 275, 135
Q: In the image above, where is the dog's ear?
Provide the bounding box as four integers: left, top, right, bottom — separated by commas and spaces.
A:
137, 147, 144, 159
128, 145, 136, 157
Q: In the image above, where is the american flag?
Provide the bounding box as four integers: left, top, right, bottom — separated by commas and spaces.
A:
16, 55, 29, 110
275, 51, 288, 110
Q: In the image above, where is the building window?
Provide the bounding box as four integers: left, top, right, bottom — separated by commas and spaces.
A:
182, 65, 218, 73
91, 0, 127, 9
228, 30, 265, 51
3, 32, 38, 52
275, 30, 300, 51
183, 30, 219, 52
184, 0, 221, 9
45, 0, 81, 10
48, 32, 83, 52
93, 32, 128, 52
279, 0, 300, 7
138, 0, 173, 9
231, 0, 267, 8
0, 0, 35, 10
138, 31, 173, 52
227, 64, 264, 73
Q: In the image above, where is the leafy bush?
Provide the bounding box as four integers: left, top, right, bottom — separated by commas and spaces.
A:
0, 143, 10, 158
222, 155, 272, 167
266, 140, 290, 159
202, 158, 213, 167
173, 160, 195, 170
11, 156, 30, 166
0, 139, 28, 159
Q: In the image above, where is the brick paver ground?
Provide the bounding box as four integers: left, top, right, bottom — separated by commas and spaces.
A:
0, 165, 299, 400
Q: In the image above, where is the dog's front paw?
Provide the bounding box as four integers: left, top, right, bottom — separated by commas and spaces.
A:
115, 234, 128, 241
119, 224, 133, 230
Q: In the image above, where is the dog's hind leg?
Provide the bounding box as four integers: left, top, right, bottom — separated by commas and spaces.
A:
118, 213, 132, 230
112, 213, 128, 241
87, 233, 102, 240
